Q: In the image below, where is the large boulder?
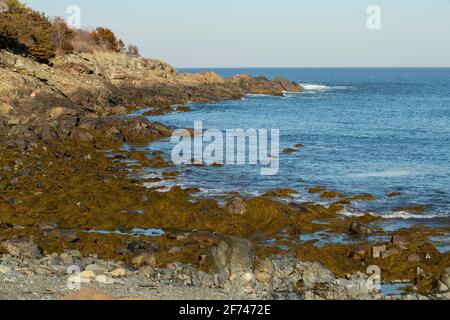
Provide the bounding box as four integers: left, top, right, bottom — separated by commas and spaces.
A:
1, 237, 42, 259
207, 236, 255, 285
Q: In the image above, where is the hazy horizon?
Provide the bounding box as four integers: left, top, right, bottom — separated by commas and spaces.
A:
26, 0, 450, 68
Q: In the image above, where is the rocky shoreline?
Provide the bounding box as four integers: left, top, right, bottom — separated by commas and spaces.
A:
1, 50, 449, 300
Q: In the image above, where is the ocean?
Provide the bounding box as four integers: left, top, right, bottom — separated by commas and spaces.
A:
139, 68, 450, 227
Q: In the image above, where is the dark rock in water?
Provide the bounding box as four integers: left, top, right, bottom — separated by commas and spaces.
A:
283, 148, 298, 154
207, 236, 255, 285
1, 237, 42, 259
225, 196, 247, 216
349, 222, 373, 236
391, 235, 409, 251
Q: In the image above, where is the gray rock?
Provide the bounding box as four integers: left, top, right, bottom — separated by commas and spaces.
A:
225, 197, 247, 216
301, 262, 336, 289
95, 274, 116, 285
168, 247, 182, 254
441, 267, 450, 288
132, 251, 157, 268
59, 253, 74, 265
207, 236, 254, 285
85, 264, 109, 274
0, 265, 13, 274
349, 222, 373, 236
57, 229, 80, 243
1, 238, 41, 259
437, 280, 449, 293
391, 235, 409, 250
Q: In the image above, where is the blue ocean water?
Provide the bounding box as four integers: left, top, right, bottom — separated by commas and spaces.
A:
142, 68, 450, 223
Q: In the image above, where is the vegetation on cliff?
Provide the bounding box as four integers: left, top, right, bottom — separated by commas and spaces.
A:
0, 0, 140, 63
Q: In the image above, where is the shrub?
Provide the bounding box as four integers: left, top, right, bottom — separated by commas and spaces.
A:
91, 27, 119, 52
70, 29, 96, 53
51, 17, 74, 54
0, 0, 55, 63
127, 44, 140, 57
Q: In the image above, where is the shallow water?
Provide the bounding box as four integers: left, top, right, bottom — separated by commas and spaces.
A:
142, 68, 450, 227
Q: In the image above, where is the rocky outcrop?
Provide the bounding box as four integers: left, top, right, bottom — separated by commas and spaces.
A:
0, 50, 302, 148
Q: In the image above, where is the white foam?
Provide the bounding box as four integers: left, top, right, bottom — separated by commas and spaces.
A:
340, 209, 447, 220
300, 84, 351, 92
245, 93, 272, 97
301, 84, 331, 91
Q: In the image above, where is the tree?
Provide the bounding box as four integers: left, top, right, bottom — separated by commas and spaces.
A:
0, 0, 55, 63
51, 17, 74, 53
126, 44, 139, 57
91, 27, 119, 52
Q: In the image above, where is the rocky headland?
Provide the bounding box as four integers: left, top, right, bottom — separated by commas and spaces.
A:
0, 50, 449, 300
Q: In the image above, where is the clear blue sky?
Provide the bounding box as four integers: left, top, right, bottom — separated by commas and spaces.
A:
26, 0, 450, 67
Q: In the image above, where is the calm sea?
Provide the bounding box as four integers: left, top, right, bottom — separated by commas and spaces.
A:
140, 68, 450, 226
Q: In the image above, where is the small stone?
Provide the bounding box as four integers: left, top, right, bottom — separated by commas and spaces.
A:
110, 267, 127, 278
437, 280, 449, 293
407, 254, 421, 263
79, 270, 96, 279
127, 241, 158, 253
391, 235, 409, 251
349, 222, 373, 236
255, 272, 272, 283
372, 245, 387, 259
0, 265, 13, 274
381, 248, 399, 259
350, 246, 369, 260
132, 252, 157, 268
37, 221, 58, 231
225, 196, 247, 216
95, 275, 116, 285
441, 267, 450, 288
168, 247, 182, 254
68, 275, 91, 284
78, 132, 94, 143
59, 253, 74, 265
58, 229, 80, 243
69, 250, 82, 258
85, 264, 108, 273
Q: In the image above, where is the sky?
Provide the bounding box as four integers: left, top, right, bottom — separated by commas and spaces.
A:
26, 0, 450, 68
